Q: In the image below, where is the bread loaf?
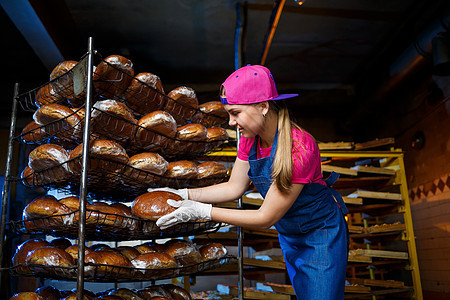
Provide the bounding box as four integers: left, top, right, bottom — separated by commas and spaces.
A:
166, 86, 198, 124
21, 121, 46, 143
33, 103, 82, 139
94, 55, 134, 98
164, 240, 202, 266
124, 152, 168, 185
192, 101, 227, 127
108, 288, 145, 300
135, 111, 177, 150
84, 250, 132, 276
167, 123, 207, 155
9, 292, 43, 300
125, 72, 166, 115
50, 237, 72, 250
12, 239, 51, 266
115, 246, 141, 261
131, 191, 182, 220
161, 284, 192, 300
65, 244, 93, 261
26, 246, 75, 267
135, 242, 163, 255
91, 100, 137, 143
206, 127, 229, 142
35, 83, 64, 107
68, 139, 129, 174
23, 195, 73, 224
138, 286, 173, 300
199, 242, 227, 261
197, 161, 227, 179
28, 143, 70, 172
164, 161, 198, 179
50, 60, 78, 99
35, 285, 62, 300
131, 252, 177, 269
21, 166, 51, 187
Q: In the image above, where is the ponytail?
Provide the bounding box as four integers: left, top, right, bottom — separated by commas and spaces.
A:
270, 101, 302, 193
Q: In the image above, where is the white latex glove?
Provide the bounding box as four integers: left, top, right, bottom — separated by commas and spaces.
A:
156, 199, 212, 230
147, 187, 188, 200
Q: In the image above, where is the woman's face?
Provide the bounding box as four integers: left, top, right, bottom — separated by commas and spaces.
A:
224, 104, 265, 138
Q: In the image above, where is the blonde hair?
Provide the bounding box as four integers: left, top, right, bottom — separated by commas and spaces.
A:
269, 101, 303, 193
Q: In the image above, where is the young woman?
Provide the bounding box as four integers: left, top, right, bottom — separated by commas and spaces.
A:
154, 65, 349, 299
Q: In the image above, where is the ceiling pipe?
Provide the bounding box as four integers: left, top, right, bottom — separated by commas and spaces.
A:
346, 10, 450, 130
259, 0, 286, 65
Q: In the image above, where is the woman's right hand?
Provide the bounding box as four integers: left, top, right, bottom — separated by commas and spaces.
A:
147, 187, 189, 200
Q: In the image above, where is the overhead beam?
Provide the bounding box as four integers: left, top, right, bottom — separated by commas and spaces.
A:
0, 0, 64, 71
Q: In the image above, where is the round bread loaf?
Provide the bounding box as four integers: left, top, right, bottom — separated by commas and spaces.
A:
125, 72, 166, 115
167, 123, 207, 155
206, 127, 229, 142
84, 250, 132, 277
68, 139, 129, 174
86, 201, 130, 227
108, 288, 145, 300
50, 60, 78, 99
26, 246, 75, 267
164, 161, 198, 179
116, 246, 141, 261
124, 152, 168, 184
166, 86, 198, 124
9, 292, 43, 300
12, 239, 51, 266
199, 242, 227, 261
28, 144, 70, 174
33, 103, 82, 139
35, 83, 64, 107
58, 196, 81, 211
91, 100, 136, 143
131, 191, 182, 220
131, 252, 177, 269
138, 286, 172, 300
193, 101, 227, 127
21, 120, 46, 143
135, 111, 176, 150
65, 244, 93, 261
197, 161, 227, 179
161, 284, 192, 300
35, 285, 62, 300
21, 166, 47, 187
164, 240, 202, 266
93, 55, 134, 99
109, 202, 137, 230
134, 242, 163, 255
90, 243, 115, 252
50, 237, 72, 250
23, 195, 72, 221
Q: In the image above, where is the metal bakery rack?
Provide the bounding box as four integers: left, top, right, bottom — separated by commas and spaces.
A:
0, 37, 236, 299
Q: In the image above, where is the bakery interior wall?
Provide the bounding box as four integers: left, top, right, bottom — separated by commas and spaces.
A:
0, 0, 450, 298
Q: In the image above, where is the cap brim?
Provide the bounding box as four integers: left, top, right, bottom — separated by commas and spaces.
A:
271, 93, 299, 101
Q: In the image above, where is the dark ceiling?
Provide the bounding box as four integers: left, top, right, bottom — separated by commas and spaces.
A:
1, 0, 450, 141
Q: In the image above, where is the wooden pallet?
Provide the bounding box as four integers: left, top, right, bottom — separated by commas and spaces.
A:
350, 249, 409, 259
244, 256, 286, 270
347, 190, 402, 201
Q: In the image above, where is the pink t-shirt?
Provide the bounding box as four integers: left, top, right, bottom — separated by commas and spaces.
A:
237, 127, 326, 185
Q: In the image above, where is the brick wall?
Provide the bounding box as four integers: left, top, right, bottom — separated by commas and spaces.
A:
396, 99, 450, 298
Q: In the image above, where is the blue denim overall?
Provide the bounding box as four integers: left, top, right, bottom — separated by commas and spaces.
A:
247, 133, 348, 300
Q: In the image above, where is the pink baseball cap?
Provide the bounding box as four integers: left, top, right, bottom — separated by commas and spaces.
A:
220, 64, 298, 105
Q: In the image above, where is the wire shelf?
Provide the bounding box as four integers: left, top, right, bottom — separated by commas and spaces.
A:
6, 255, 235, 282
9, 210, 222, 241
19, 156, 228, 201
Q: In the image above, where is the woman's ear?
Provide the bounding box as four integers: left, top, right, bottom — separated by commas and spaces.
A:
260, 101, 270, 116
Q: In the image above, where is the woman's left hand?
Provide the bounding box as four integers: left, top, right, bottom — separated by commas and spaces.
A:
156, 199, 212, 230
